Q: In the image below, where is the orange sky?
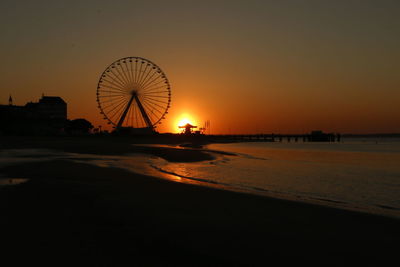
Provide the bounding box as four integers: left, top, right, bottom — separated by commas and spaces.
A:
1, 1, 399, 134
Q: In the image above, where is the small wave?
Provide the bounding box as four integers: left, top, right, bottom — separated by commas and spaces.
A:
234, 152, 267, 161
376, 204, 400, 211
309, 197, 347, 204
150, 164, 231, 187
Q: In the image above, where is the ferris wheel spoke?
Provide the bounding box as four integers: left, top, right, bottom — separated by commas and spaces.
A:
141, 79, 166, 93
129, 58, 138, 83
120, 61, 134, 86
108, 67, 129, 89
108, 100, 130, 122
104, 69, 127, 88
110, 65, 129, 87
141, 97, 169, 111
119, 60, 133, 85
141, 97, 164, 113
141, 89, 169, 95
98, 85, 128, 93
115, 65, 131, 87
98, 85, 129, 94
98, 83, 125, 92
141, 75, 168, 89
133, 59, 139, 83
127, 59, 134, 85
100, 77, 125, 91
140, 73, 164, 91
105, 106, 128, 125
99, 95, 126, 105
142, 95, 169, 104
139, 69, 162, 89
141, 104, 159, 124
142, 85, 169, 94
148, 106, 165, 125
113, 63, 131, 88
137, 67, 158, 89
137, 63, 150, 85
123, 60, 135, 85
142, 94, 170, 99
138, 63, 151, 86
99, 95, 125, 105
137, 66, 155, 89
101, 97, 128, 111
144, 96, 169, 104
101, 75, 126, 90
142, 101, 164, 118
97, 93, 128, 98
121, 69, 135, 87
135, 61, 145, 85
103, 95, 128, 110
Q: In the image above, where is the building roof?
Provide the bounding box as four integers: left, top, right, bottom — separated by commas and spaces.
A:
39, 96, 66, 104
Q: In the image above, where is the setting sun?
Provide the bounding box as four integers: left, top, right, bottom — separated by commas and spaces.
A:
178, 118, 192, 127
175, 113, 198, 133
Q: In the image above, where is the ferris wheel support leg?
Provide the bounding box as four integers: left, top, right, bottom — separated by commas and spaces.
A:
117, 95, 135, 128
134, 95, 153, 129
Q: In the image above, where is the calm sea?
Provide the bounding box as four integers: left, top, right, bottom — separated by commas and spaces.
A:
148, 138, 400, 218
1, 137, 400, 218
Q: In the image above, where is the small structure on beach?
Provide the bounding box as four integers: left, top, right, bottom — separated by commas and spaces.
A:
179, 123, 197, 135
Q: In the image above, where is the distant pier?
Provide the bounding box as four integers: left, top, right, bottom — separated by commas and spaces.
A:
208, 132, 341, 143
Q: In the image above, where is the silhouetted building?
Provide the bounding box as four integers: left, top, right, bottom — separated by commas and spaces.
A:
25, 96, 67, 119
0, 95, 68, 135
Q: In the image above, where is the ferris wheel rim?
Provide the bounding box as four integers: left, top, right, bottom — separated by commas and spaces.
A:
96, 56, 171, 129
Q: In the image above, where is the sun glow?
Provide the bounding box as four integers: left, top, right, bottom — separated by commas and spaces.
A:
178, 118, 192, 127
175, 113, 197, 132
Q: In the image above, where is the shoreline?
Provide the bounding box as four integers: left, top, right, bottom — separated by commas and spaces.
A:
1, 136, 400, 265
1, 136, 399, 218
1, 159, 399, 265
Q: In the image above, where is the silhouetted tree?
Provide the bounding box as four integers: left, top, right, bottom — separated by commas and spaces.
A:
66, 118, 94, 134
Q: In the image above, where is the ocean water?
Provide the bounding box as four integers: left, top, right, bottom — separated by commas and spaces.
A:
148, 139, 400, 218
1, 138, 400, 218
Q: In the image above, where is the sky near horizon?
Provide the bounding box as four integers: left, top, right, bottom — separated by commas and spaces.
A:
0, 0, 399, 134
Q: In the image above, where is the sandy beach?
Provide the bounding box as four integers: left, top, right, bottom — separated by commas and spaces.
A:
1, 136, 399, 266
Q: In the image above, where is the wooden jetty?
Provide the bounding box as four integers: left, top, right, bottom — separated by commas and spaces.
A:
209, 131, 341, 143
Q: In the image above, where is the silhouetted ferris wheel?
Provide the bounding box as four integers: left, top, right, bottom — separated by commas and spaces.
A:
96, 57, 171, 130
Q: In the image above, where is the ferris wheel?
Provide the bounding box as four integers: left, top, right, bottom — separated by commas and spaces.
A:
96, 57, 171, 130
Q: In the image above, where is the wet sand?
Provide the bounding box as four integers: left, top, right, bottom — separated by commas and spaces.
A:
1, 136, 399, 266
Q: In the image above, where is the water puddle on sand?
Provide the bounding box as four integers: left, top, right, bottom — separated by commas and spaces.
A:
0, 178, 29, 186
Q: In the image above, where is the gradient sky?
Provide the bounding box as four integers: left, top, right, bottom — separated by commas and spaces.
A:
1, 0, 399, 134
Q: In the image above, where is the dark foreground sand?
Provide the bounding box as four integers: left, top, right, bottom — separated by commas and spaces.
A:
1, 136, 399, 266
